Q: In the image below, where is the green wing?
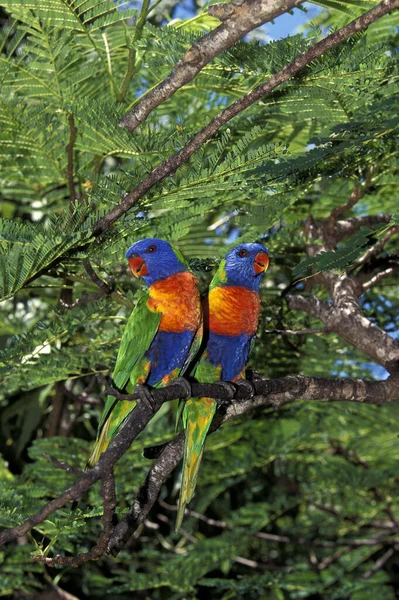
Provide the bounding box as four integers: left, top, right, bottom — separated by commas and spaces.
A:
170, 243, 190, 270
209, 258, 227, 289
88, 290, 161, 467
112, 289, 161, 391
194, 353, 221, 384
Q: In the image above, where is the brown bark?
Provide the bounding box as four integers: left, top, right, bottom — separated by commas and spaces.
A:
2, 374, 398, 560
120, 0, 304, 131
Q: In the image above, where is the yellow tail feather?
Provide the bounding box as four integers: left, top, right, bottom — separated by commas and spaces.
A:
176, 398, 216, 531
86, 418, 112, 469
87, 399, 136, 469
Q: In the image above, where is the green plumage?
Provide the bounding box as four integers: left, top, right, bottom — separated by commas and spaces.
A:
209, 259, 227, 289
87, 291, 161, 467
176, 355, 221, 531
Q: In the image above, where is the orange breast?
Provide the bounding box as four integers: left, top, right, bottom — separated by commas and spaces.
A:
147, 271, 201, 333
207, 286, 260, 337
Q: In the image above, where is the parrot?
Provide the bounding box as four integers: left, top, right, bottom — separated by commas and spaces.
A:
87, 238, 202, 467
175, 242, 269, 531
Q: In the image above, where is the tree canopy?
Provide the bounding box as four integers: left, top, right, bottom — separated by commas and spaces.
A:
0, 0, 398, 598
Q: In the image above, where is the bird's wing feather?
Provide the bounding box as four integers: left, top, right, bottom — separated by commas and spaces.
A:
175, 357, 221, 531
88, 291, 161, 467
112, 290, 161, 391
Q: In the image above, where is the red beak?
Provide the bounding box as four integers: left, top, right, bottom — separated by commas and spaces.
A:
128, 256, 149, 277
254, 251, 269, 275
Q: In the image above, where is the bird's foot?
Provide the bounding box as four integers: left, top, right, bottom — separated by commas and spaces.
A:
245, 367, 267, 382
234, 379, 256, 399
171, 376, 192, 400
135, 383, 156, 411
215, 381, 236, 405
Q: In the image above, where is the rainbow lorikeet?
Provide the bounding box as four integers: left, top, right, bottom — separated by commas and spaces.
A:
88, 238, 202, 467
176, 242, 269, 530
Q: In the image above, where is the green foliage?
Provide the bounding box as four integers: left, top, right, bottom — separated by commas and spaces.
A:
0, 0, 398, 598
293, 226, 375, 277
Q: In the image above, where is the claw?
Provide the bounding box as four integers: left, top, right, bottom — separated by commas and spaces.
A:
245, 367, 264, 382
171, 376, 192, 400
135, 383, 156, 411
216, 381, 236, 402
234, 379, 256, 399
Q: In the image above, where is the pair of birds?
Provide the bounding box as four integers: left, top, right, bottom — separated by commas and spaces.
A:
88, 238, 269, 530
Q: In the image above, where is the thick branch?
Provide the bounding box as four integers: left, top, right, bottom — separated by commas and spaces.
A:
107, 374, 399, 554
334, 215, 392, 242
286, 294, 399, 373
120, 0, 303, 131
1, 374, 398, 553
92, 0, 399, 236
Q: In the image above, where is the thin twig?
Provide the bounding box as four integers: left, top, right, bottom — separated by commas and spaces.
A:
325, 181, 366, 250
363, 268, 394, 291
59, 291, 104, 309
363, 547, 395, 579
317, 546, 352, 570
42, 453, 84, 478
82, 259, 132, 308
159, 499, 395, 549
83, 260, 113, 294
264, 328, 327, 336
354, 226, 399, 268
119, 0, 151, 102
33, 472, 117, 566
63, 388, 101, 407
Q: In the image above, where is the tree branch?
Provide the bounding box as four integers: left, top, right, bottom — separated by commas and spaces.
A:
92, 0, 399, 236
363, 547, 395, 579
362, 267, 395, 291
264, 328, 327, 336
325, 179, 370, 250
1, 374, 398, 558
119, 0, 304, 131
334, 215, 393, 242
286, 293, 399, 374
354, 225, 399, 269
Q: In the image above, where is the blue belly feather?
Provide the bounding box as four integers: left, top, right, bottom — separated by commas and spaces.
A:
206, 331, 252, 381
146, 329, 194, 385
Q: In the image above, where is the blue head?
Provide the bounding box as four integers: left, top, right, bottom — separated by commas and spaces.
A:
223, 242, 269, 291
125, 238, 187, 286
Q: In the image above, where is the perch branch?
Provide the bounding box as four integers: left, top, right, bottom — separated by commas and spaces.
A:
1, 374, 399, 559
107, 374, 399, 554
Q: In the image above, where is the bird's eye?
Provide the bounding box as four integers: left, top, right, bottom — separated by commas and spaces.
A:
238, 249, 247, 257
148, 245, 156, 253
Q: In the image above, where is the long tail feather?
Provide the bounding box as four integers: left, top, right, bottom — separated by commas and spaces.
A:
176, 397, 216, 531
86, 398, 136, 468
